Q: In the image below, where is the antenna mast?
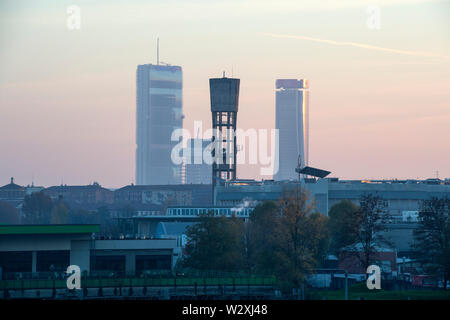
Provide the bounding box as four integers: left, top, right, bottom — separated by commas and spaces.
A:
157, 37, 159, 65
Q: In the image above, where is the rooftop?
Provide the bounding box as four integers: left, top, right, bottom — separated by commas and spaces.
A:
44, 182, 110, 192
0, 224, 100, 235
0, 177, 25, 190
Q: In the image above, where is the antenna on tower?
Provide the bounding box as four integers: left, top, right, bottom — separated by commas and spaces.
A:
157, 37, 160, 65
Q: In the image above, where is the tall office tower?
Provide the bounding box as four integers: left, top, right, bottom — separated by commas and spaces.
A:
136, 64, 183, 185
209, 76, 240, 189
185, 138, 212, 184
274, 79, 309, 181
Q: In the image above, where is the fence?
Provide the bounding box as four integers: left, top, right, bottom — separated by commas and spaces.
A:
0, 273, 276, 291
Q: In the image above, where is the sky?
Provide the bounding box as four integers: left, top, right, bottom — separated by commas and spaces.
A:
0, 0, 449, 188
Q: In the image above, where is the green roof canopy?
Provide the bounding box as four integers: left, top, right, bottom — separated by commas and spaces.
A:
0, 224, 100, 235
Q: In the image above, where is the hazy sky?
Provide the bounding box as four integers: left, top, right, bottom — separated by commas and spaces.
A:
0, 0, 449, 188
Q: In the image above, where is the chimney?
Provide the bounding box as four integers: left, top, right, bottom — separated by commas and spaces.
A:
10, 177, 14, 184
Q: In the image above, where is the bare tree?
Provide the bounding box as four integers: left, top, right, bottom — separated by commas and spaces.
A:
414, 197, 450, 290
340, 194, 391, 275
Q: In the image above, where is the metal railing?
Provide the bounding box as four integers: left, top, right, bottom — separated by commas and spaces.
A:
0, 269, 276, 291
0, 276, 276, 291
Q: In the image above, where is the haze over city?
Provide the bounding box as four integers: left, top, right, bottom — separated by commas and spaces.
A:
1, 0, 449, 188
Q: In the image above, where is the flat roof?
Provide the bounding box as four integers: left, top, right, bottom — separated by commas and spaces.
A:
0, 224, 100, 235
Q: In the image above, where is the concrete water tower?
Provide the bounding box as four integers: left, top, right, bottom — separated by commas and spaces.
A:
209, 74, 240, 190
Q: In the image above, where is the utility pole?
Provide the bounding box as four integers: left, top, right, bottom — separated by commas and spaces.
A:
345, 271, 348, 300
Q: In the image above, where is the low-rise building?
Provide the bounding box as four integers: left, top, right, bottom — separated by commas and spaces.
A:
338, 245, 397, 276
114, 184, 212, 208
43, 182, 114, 207
0, 224, 181, 279
0, 177, 25, 203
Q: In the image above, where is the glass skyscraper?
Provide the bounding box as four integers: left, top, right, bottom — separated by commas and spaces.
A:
136, 64, 183, 185
274, 79, 309, 181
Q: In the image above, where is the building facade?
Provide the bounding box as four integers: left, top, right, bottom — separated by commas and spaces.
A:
0, 224, 180, 277
214, 179, 329, 215
114, 184, 212, 211
136, 64, 183, 185
328, 178, 450, 254
327, 179, 450, 219
0, 177, 25, 203
184, 138, 212, 184
43, 182, 114, 207
274, 79, 309, 180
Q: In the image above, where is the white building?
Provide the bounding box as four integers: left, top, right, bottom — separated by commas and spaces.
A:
274, 79, 309, 181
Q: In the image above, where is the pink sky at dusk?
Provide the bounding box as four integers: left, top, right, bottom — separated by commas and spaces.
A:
0, 0, 449, 188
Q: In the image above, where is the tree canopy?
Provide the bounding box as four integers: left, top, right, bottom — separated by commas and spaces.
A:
0, 201, 20, 224
22, 191, 53, 224
181, 188, 329, 291
414, 197, 450, 290
328, 200, 360, 253
183, 212, 245, 272
328, 194, 391, 273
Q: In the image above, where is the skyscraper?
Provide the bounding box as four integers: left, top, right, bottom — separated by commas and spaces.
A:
274, 79, 309, 181
136, 64, 183, 185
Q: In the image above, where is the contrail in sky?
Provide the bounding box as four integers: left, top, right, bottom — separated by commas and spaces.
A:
262, 33, 450, 60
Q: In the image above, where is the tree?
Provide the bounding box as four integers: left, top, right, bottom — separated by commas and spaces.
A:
22, 191, 53, 224
183, 213, 245, 272
340, 194, 391, 275
274, 188, 329, 291
69, 208, 98, 224
0, 201, 20, 224
181, 189, 329, 293
50, 201, 69, 224
328, 200, 361, 253
308, 211, 331, 267
247, 201, 280, 275
414, 197, 450, 290
97, 206, 120, 236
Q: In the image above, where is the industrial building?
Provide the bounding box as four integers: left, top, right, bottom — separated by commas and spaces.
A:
134, 205, 255, 239
328, 178, 450, 217
214, 179, 329, 215
212, 178, 449, 254
328, 178, 450, 255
